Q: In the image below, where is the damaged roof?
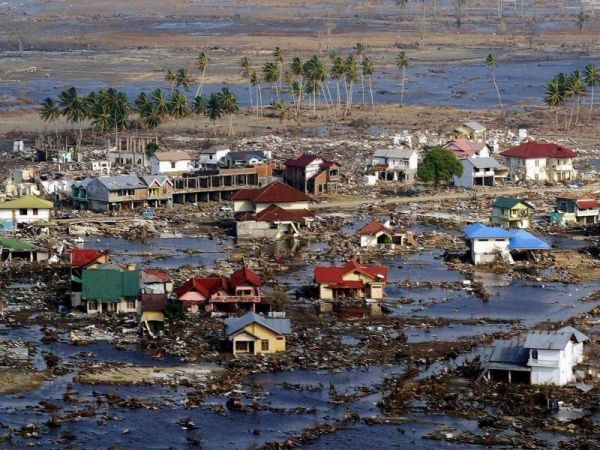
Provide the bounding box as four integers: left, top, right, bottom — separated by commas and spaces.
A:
357, 220, 393, 235
71, 248, 107, 268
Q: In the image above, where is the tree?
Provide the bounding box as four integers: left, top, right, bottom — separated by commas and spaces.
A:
274, 99, 290, 123
565, 71, 586, 128
354, 42, 366, 105
584, 64, 600, 124
303, 55, 328, 117
343, 55, 359, 115
417, 147, 463, 186
263, 61, 280, 102
164, 68, 177, 93
151, 88, 170, 119
240, 56, 254, 109
135, 92, 152, 115
330, 54, 345, 113
396, 51, 410, 105
58, 87, 86, 148
141, 106, 162, 138
544, 79, 564, 132
195, 52, 210, 97
361, 56, 375, 109
40, 97, 61, 142
250, 69, 263, 117
219, 87, 239, 136
168, 90, 190, 122
204, 92, 223, 135
486, 53, 503, 113
193, 95, 207, 115
273, 46, 285, 91
291, 56, 304, 114
145, 141, 160, 158
175, 68, 193, 92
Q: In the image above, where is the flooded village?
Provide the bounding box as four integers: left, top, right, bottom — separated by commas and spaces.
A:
1, 0, 600, 449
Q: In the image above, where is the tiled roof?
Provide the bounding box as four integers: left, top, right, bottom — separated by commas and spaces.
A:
152, 151, 191, 161
357, 221, 393, 235
500, 141, 578, 159
446, 139, 486, 159
230, 266, 261, 288
71, 248, 107, 268
577, 199, 599, 209
141, 269, 172, 284
224, 312, 291, 336
0, 195, 53, 210
254, 204, 314, 222
284, 154, 322, 168
314, 260, 389, 285
97, 175, 146, 190
231, 182, 313, 203
177, 277, 227, 298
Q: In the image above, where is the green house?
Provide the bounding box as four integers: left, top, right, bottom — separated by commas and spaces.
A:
82, 263, 140, 314
490, 197, 534, 229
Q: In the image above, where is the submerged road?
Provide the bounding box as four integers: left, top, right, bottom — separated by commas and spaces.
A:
313, 184, 600, 210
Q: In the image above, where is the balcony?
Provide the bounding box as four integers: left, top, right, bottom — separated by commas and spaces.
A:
209, 295, 263, 304
576, 209, 599, 217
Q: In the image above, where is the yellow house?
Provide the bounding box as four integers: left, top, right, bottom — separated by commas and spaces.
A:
224, 312, 291, 356
490, 197, 534, 229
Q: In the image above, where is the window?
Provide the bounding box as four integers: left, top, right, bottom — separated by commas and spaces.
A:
171, 162, 176, 169
19, 209, 28, 216
261, 340, 269, 351
88, 301, 97, 310
126, 300, 136, 309
535, 160, 540, 167
479, 238, 489, 242
235, 341, 248, 352
531, 349, 538, 359
32, 209, 38, 216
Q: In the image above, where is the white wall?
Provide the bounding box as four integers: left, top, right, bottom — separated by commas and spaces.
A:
470, 237, 510, 264
0, 208, 51, 224
255, 201, 310, 213
151, 158, 191, 175
199, 149, 230, 166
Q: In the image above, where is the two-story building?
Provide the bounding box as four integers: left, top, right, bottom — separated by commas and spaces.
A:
78, 175, 149, 212
176, 266, 266, 314
481, 327, 589, 386
554, 192, 599, 225
197, 145, 231, 169
284, 154, 341, 195
141, 176, 173, 209
150, 151, 192, 175
453, 157, 508, 189
81, 263, 141, 314
490, 197, 534, 229
444, 139, 490, 160
70, 248, 110, 308
366, 148, 419, 183
232, 182, 314, 239
500, 141, 578, 182
0, 195, 53, 231
314, 260, 388, 302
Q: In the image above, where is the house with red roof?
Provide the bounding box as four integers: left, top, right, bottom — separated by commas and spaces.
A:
500, 141, 578, 182
70, 248, 110, 308
284, 154, 341, 195
176, 266, 267, 314
231, 181, 315, 239
555, 192, 599, 225
357, 220, 415, 248
444, 139, 490, 160
314, 260, 389, 302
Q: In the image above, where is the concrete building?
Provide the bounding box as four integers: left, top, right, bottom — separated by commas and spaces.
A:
150, 151, 192, 175
197, 145, 231, 169
140, 176, 173, 208
453, 157, 508, 189
367, 148, 419, 182
224, 312, 291, 356
357, 220, 415, 248
500, 141, 578, 182
491, 197, 534, 229
0, 196, 53, 231
284, 154, 341, 195
222, 150, 269, 168
77, 175, 149, 212
232, 182, 315, 239
481, 327, 589, 386
454, 121, 486, 140
554, 192, 599, 225
81, 263, 141, 314
444, 139, 490, 160
314, 260, 388, 301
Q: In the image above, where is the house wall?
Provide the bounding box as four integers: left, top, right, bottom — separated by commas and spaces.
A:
0, 208, 50, 224
471, 237, 510, 264
236, 221, 284, 239
199, 149, 230, 166
491, 204, 531, 229
529, 345, 574, 386
233, 200, 255, 213
319, 284, 334, 300
255, 201, 309, 213
85, 299, 139, 314
453, 160, 474, 189
151, 158, 191, 175
238, 322, 286, 354
504, 157, 547, 181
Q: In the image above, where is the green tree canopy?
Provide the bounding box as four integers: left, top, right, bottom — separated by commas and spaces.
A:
417, 147, 463, 185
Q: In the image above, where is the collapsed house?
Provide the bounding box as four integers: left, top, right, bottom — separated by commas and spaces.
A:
444, 139, 491, 160
490, 197, 534, 229
357, 220, 415, 248
177, 267, 267, 314
222, 150, 270, 168
464, 223, 550, 265
283, 153, 341, 195
481, 327, 589, 386
232, 182, 315, 239
553, 192, 599, 225
314, 260, 388, 302
224, 311, 290, 356
0, 237, 48, 263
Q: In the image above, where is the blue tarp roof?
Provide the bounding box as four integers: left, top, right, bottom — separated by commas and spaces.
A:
464, 223, 550, 250
464, 223, 512, 239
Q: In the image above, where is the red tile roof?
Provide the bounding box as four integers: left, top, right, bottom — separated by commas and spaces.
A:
284, 154, 322, 168
230, 266, 262, 288
254, 204, 315, 222
71, 249, 107, 268
314, 260, 389, 285
177, 277, 227, 298
500, 141, 578, 159
357, 221, 393, 235
577, 199, 599, 209
232, 182, 313, 203
445, 139, 486, 160
141, 269, 172, 283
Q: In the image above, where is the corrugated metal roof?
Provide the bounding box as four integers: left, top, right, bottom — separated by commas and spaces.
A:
487, 338, 529, 364
373, 148, 416, 159
464, 223, 512, 239
558, 326, 589, 343
152, 151, 191, 161
524, 330, 573, 350
97, 175, 146, 191
508, 230, 550, 250
224, 312, 291, 336
0, 237, 36, 251
468, 157, 504, 170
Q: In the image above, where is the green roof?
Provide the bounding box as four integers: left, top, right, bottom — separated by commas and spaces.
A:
0, 196, 54, 210
0, 238, 36, 251
492, 197, 534, 210
82, 267, 140, 302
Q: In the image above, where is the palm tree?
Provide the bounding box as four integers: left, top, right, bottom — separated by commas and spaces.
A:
58, 87, 86, 148
219, 87, 239, 136
344, 55, 359, 115
165, 69, 177, 93
330, 54, 345, 112
205, 92, 223, 136
584, 64, 600, 124
240, 56, 254, 109
193, 96, 207, 115
568, 70, 586, 127
250, 69, 263, 117
99, 88, 127, 146
151, 88, 170, 119
274, 99, 290, 123
485, 53, 503, 112
361, 56, 375, 109
273, 47, 285, 91
396, 51, 410, 105
175, 68, 193, 92
303, 55, 328, 117
40, 97, 61, 142
141, 106, 162, 139
544, 79, 564, 132
263, 61, 280, 102
354, 42, 366, 105
168, 90, 190, 122
135, 92, 152, 115
195, 52, 209, 97
291, 56, 305, 114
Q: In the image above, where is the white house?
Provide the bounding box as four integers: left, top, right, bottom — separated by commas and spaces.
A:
453, 157, 508, 189
197, 145, 230, 168
482, 327, 589, 386
150, 151, 192, 175
0, 195, 53, 231
367, 148, 419, 182
91, 160, 111, 175
500, 141, 577, 182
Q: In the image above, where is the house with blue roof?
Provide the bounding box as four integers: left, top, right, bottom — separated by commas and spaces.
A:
464, 223, 550, 265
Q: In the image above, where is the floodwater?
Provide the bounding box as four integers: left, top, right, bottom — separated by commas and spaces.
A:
2, 57, 599, 111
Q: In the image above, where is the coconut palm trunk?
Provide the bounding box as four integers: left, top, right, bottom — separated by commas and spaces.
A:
401, 67, 406, 105
368, 74, 374, 108
587, 85, 595, 124
492, 70, 503, 112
